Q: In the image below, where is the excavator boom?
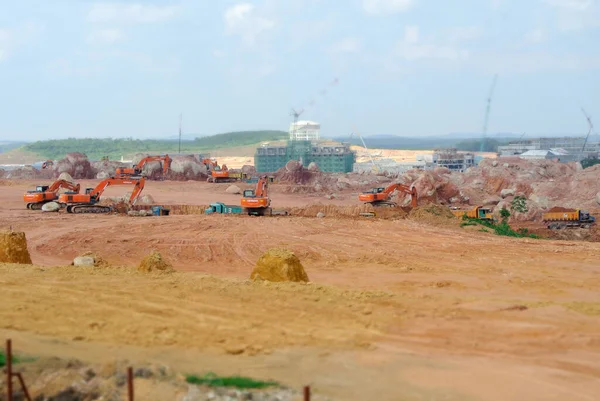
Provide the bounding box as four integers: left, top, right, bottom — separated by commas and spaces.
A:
24, 179, 81, 210
58, 176, 146, 214
115, 155, 172, 177
358, 182, 417, 208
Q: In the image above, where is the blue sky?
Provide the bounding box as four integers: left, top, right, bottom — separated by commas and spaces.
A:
0, 0, 599, 141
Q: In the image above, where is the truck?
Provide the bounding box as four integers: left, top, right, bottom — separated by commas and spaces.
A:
451, 206, 494, 222
543, 209, 596, 229
205, 202, 243, 215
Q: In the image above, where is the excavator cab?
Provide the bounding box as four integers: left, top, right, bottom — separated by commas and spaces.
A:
28, 185, 49, 193
243, 189, 256, 198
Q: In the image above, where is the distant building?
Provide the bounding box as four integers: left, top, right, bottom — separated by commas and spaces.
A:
289, 120, 320, 142
431, 149, 475, 172
498, 137, 600, 161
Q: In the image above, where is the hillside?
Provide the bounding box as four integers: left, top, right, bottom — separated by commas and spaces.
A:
22, 130, 288, 160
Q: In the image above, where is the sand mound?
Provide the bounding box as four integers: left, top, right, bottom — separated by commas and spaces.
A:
139, 194, 155, 204
288, 203, 376, 218
57, 172, 74, 183
251, 248, 309, 282
408, 204, 459, 227
138, 251, 173, 273
0, 231, 32, 264
76, 251, 109, 267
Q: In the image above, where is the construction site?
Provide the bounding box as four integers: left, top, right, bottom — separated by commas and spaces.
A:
1, 134, 600, 401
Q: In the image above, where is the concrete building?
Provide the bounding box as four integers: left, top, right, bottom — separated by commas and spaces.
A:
430, 149, 475, 172
289, 120, 320, 141
498, 137, 600, 160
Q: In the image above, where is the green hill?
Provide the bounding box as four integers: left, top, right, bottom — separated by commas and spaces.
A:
23, 130, 288, 160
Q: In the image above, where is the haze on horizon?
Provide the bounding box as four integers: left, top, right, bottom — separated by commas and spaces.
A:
0, 0, 599, 142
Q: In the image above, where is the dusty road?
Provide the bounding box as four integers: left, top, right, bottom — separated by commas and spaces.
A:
1, 180, 600, 400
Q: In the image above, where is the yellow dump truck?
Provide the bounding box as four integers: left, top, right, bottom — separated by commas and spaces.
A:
543, 209, 596, 229
451, 206, 494, 222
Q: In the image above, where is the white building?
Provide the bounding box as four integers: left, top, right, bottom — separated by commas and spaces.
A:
289, 120, 320, 141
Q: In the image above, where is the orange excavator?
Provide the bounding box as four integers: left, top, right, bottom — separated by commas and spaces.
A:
241, 175, 271, 215
202, 157, 218, 169
58, 176, 146, 214
24, 179, 81, 210
115, 155, 172, 177
359, 183, 418, 208
41, 160, 53, 169
208, 164, 238, 183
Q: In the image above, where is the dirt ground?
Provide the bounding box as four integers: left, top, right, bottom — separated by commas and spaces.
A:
1, 180, 600, 401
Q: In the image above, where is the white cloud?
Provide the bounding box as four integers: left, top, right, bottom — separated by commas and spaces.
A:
0, 30, 11, 62
525, 28, 544, 43
224, 3, 275, 45
88, 3, 180, 24
363, 0, 414, 14
397, 26, 468, 61
404, 25, 419, 44
87, 28, 123, 44
331, 38, 361, 52
542, 0, 592, 11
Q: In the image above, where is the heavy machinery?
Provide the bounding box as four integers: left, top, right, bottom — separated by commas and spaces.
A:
205, 202, 244, 215
41, 160, 53, 169
115, 155, 172, 177
58, 176, 146, 214
451, 206, 494, 222
543, 209, 596, 229
202, 157, 218, 170
23, 179, 81, 210
359, 183, 418, 208
207, 164, 241, 183
241, 176, 272, 215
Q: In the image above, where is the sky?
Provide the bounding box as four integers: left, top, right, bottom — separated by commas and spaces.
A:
0, 0, 599, 141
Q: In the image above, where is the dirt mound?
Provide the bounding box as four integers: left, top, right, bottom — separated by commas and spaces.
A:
53, 152, 96, 179
138, 251, 173, 273
408, 204, 459, 227
6, 166, 43, 179
91, 160, 128, 179
139, 194, 155, 204
0, 231, 32, 264
288, 203, 376, 218
57, 172, 74, 182
169, 155, 208, 181
547, 206, 577, 213
251, 248, 309, 282
76, 251, 109, 267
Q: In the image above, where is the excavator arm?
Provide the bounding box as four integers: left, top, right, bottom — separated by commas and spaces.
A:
359, 182, 418, 208
117, 155, 172, 177
48, 179, 80, 193
128, 177, 146, 205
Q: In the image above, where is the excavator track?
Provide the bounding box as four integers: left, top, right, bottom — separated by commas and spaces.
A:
68, 205, 113, 214
28, 202, 45, 210
369, 201, 398, 208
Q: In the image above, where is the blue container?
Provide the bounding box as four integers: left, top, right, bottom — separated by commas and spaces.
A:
152, 206, 170, 216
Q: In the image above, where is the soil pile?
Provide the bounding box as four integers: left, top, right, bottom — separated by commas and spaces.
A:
251, 248, 309, 282
288, 203, 375, 218
53, 152, 96, 179
169, 155, 209, 180
408, 204, 459, 227
57, 172, 74, 182
92, 160, 128, 179
547, 206, 576, 213
6, 166, 43, 179
0, 231, 32, 264
74, 251, 109, 267
138, 251, 173, 273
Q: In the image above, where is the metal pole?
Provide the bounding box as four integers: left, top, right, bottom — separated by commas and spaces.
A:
127, 367, 134, 401
6, 339, 12, 401
303, 385, 310, 401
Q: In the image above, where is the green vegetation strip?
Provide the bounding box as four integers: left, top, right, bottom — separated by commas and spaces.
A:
23, 130, 288, 160
186, 372, 279, 389
461, 218, 540, 239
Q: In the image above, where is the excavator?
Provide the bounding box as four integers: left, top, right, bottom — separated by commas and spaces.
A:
41, 160, 53, 169
115, 155, 172, 177
359, 183, 418, 208
240, 175, 271, 215
24, 179, 81, 210
58, 176, 146, 214
202, 157, 218, 170
208, 164, 239, 183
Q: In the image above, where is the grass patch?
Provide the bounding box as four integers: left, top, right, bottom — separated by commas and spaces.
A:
462, 218, 540, 239
0, 350, 30, 367
479, 228, 490, 233
186, 372, 279, 389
